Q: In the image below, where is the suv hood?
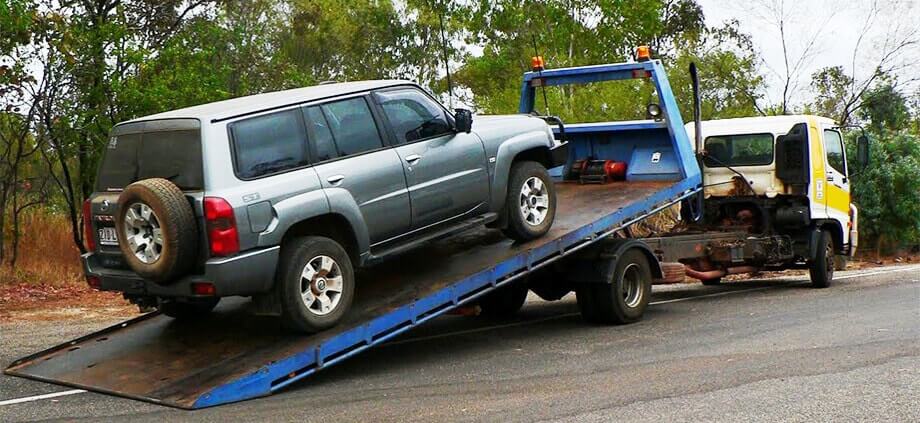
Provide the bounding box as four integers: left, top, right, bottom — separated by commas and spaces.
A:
470, 114, 551, 138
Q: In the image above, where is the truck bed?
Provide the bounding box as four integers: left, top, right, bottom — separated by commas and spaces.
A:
5, 180, 698, 409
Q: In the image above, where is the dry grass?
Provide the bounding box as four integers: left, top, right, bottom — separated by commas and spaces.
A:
0, 210, 132, 319
0, 210, 83, 287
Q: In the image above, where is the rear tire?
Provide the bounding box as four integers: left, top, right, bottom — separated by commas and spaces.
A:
159, 297, 219, 319
576, 249, 652, 324
478, 282, 529, 318
809, 230, 834, 288
276, 236, 355, 333
502, 161, 556, 241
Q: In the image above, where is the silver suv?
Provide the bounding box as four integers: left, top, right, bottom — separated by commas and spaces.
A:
83, 80, 560, 332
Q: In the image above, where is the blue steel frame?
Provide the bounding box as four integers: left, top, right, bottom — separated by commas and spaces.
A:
194, 176, 701, 408
519, 60, 701, 182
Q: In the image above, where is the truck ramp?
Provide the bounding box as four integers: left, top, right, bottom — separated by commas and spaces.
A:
5, 180, 697, 409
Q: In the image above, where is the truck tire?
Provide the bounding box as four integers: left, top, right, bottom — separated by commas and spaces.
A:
116, 178, 198, 283
276, 236, 355, 333
478, 282, 529, 318
159, 298, 220, 319
502, 161, 556, 241
576, 249, 652, 324
809, 230, 834, 288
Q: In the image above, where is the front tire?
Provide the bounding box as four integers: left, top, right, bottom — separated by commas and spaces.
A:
502, 161, 556, 241
809, 230, 834, 288
276, 236, 355, 333
576, 249, 652, 324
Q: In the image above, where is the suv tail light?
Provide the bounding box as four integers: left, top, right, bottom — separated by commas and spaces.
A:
204, 197, 239, 257
83, 199, 95, 252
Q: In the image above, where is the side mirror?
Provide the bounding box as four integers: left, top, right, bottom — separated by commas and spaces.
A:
856, 135, 869, 170
454, 108, 473, 133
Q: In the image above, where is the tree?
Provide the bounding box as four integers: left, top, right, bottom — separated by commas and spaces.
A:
847, 131, 920, 254
807, 1, 919, 125
859, 80, 910, 133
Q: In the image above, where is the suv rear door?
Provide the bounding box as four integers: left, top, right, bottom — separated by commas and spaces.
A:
304, 96, 412, 244
374, 88, 489, 230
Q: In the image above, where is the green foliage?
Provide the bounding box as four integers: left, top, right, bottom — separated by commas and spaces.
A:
847, 131, 920, 253
859, 81, 910, 133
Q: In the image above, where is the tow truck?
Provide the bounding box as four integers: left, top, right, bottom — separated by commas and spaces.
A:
5, 48, 865, 409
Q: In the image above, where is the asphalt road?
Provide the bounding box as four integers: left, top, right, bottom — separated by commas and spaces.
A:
1, 265, 918, 422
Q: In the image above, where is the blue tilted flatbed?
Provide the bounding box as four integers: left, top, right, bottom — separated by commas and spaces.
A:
5, 59, 703, 408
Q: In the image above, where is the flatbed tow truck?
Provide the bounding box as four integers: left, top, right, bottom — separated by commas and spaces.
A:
6, 51, 858, 409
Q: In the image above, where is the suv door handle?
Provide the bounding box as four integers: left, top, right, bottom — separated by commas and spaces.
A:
827, 175, 835, 183
405, 154, 421, 165
326, 175, 345, 185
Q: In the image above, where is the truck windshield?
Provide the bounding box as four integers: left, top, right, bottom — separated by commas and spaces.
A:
95, 124, 203, 191
703, 133, 774, 167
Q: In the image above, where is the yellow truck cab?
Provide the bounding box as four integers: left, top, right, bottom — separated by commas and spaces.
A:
685, 115, 860, 267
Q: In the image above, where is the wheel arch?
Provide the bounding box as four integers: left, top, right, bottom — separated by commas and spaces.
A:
491, 136, 554, 210
816, 219, 845, 255
281, 214, 361, 265
606, 239, 664, 281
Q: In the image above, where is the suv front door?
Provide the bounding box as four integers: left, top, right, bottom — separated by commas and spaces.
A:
374, 88, 490, 230
304, 97, 411, 244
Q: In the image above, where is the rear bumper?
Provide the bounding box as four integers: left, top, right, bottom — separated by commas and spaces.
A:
82, 246, 280, 298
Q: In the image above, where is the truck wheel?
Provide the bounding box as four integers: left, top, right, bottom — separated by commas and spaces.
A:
701, 277, 722, 286
159, 298, 219, 319
116, 178, 198, 283
809, 230, 834, 288
276, 236, 355, 333
576, 249, 652, 324
502, 161, 556, 241
478, 282, 529, 318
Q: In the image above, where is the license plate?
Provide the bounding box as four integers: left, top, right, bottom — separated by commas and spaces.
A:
98, 227, 118, 246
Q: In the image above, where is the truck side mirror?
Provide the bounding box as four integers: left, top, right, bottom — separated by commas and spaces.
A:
454, 108, 473, 133
856, 135, 869, 170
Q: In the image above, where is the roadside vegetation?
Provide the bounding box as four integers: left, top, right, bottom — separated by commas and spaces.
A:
0, 0, 918, 308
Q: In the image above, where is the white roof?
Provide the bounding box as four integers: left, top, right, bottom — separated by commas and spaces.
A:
123, 80, 415, 124
685, 115, 836, 141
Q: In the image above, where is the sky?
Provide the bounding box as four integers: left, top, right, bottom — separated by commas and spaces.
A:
696, 0, 920, 109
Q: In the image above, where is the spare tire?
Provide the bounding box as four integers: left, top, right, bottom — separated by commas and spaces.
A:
116, 178, 198, 283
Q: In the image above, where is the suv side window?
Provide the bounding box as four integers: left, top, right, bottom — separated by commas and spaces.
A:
823, 129, 846, 174
376, 89, 452, 144
304, 106, 338, 162
320, 97, 384, 156
230, 108, 309, 179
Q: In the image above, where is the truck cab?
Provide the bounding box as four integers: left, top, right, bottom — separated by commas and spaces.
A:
685, 115, 861, 261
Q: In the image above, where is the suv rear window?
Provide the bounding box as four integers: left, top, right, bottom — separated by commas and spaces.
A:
704, 133, 774, 167
230, 108, 310, 179
96, 121, 203, 191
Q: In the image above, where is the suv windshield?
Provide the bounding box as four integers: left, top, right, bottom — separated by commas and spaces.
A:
96, 119, 204, 191
703, 133, 774, 167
